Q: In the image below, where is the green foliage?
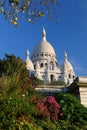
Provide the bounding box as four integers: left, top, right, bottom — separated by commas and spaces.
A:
54, 92, 87, 129
0, 54, 87, 130
0, 0, 59, 26
0, 90, 87, 130
29, 77, 44, 86
0, 89, 45, 130
0, 54, 28, 78
48, 80, 66, 86
9, 0, 20, 5
0, 54, 31, 100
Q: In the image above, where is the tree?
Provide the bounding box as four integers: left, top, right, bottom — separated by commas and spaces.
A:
0, 0, 59, 26
0, 53, 28, 79
0, 53, 44, 97
0, 54, 30, 96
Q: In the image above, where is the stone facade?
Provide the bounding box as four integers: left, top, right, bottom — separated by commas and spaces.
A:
25, 28, 75, 85
68, 76, 87, 107
79, 87, 87, 107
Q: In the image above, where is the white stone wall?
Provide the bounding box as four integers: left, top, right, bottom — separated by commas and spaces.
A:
35, 85, 68, 93
79, 87, 87, 107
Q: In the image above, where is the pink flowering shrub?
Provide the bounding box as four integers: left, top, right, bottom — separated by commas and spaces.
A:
36, 96, 61, 121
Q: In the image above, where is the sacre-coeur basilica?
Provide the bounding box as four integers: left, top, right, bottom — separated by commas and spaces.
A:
25, 28, 75, 85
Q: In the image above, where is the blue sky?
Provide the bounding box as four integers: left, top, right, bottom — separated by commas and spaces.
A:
0, 0, 87, 76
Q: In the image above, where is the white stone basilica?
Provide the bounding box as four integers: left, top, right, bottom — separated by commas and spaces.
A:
25, 28, 75, 85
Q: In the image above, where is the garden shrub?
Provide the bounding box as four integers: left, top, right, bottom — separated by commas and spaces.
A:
54, 92, 87, 129
34, 96, 62, 121
0, 54, 87, 130
48, 80, 66, 86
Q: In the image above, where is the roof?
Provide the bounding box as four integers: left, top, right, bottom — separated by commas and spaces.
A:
60, 52, 74, 72
32, 28, 56, 56
25, 50, 34, 70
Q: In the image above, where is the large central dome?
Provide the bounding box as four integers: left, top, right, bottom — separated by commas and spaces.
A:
32, 28, 56, 55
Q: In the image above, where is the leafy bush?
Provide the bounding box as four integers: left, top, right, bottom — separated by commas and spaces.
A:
35, 96, 61, 121
0, 54, 87, 130
1, 88, 87, 130
29, 77, 44, 87
48, 80, 66, 86
54, 92, 87, 129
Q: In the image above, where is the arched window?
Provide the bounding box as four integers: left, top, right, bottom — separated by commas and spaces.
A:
73, 75, 75, 79
69, 74, 71, 78
40, 63, 43, 68
50, 61, 54, 70
58, 76, 61, 79
45, 63, 47, 66
50, 75, 54, 81
34, 65, 36, 69
42, 75, 44, 79
41, 53, 43, 56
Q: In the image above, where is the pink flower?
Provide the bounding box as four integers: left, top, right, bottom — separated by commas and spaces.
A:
47, 96, 55, 104
43, 111, 50, 119
36, 96, 61, 121
37, 101, 44, 109
60, 113, 63, 116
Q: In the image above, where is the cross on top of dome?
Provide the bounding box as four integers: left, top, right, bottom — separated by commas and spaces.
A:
42, 27, 46, 41
64, 52, 68, 62
26, 49, 29, 57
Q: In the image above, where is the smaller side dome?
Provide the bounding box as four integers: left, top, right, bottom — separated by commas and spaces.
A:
60, 52, 75, 85
60, 52, 74, 71
25, 49, 34, 71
